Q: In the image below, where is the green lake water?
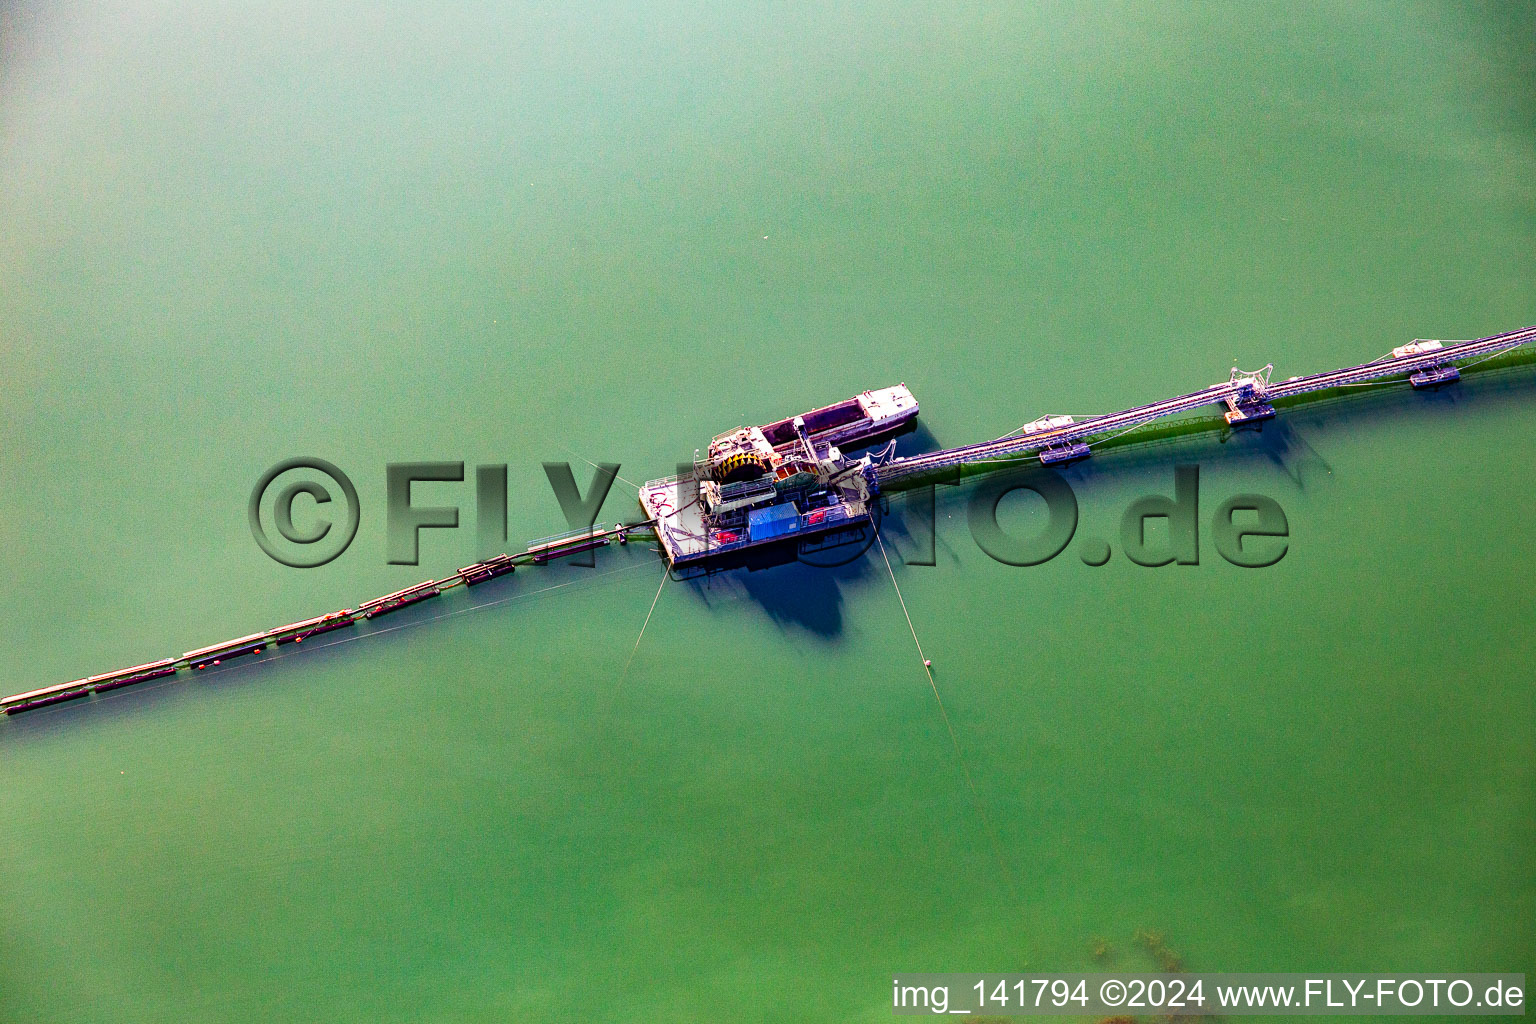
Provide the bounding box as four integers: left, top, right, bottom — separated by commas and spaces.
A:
1, 2, 1533, 1021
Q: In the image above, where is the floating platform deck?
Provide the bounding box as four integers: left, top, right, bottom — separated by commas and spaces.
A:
758, 385, 918, 451
1039, 441, 1091, 465
1411, 365, 1461, 388
639, 474, 871, 568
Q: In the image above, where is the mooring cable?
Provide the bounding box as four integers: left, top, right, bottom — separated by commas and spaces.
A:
616, 565, 669, 690
559, 442, 643, 491
873, 531, 1018, 900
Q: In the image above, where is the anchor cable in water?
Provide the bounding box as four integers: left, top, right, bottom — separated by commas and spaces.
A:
556, 441, 643, 491
873, 530, 1017, 900
616, 565, 669, 691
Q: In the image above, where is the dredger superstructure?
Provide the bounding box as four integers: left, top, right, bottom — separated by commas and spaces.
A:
641, 325, 1533, 570
4, 325, 1532, 715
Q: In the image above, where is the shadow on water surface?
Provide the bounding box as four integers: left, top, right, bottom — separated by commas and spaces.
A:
673, 358, 1536, 635
9, 362, 1534, 728
676, 523, 885, 640
883, 419, 943, 460
955, 358, 1536, 499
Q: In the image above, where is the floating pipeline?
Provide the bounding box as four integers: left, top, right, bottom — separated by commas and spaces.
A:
270, 611, 355, 645
359, 581, 442, 620
0, 521, 656, 716
91, 666, 176, 696
184, 633, 270, 671
459, 554, 518, 586
3, 687, 92, 715
7, 320, 1536, 717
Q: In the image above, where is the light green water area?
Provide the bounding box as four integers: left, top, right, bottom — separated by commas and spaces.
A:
2, 3, 1533, 1021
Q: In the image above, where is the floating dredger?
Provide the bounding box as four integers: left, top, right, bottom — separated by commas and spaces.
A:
639, 385, 917, 569
4, 323, 1534, 715
641, 324, 1536, 570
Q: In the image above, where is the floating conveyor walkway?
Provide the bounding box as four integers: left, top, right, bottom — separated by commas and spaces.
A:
0, 521, 655, 715
8, 323, 1536, 718
874, 324, 1536, 484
